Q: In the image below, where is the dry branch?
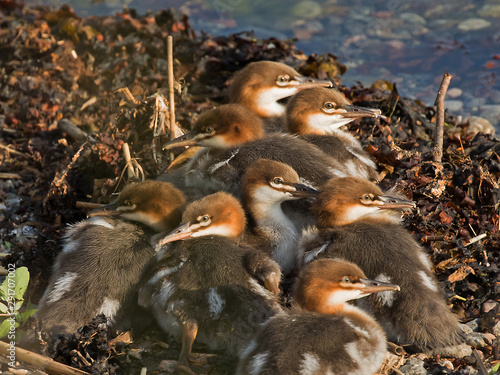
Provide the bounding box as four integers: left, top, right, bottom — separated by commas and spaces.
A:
433, 73, 452, 163
75, 202, 104, 210
0, 341, 89, 375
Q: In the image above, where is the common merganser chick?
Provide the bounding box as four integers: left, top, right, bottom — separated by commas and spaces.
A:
298, 177, 466, 353
138, 192, 282, 370
237, 259, 400, 375
286, 87, 381, 180
37, 181, 186, 336
228, 61, 332, 131
164, 105, 344, 196
241, 159, 319, 275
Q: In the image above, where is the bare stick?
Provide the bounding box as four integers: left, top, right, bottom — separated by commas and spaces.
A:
0, 173, 21, 179
167, 35, 176, 162
0, 341, 89, 375
433, 73, 452, 163
75, 202, 104, 210
122, 143, 135, 179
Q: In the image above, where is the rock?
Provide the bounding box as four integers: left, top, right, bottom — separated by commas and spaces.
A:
493, 320, 500, 337
458, 18, 491, 31
480, 104, 500, 122
466, 332, 488, 348
292, 1, 322, 19
399, 357, 428, 375
467, 116, 495, 135
478, 4, 500, 18
387, 40, 405, 50
400, 13, 426, 24
444, 100, 463, 111
447, 88, 462, 98
482, 300, 498, 313
431, 343, 472, 358
438, 359, 454, 370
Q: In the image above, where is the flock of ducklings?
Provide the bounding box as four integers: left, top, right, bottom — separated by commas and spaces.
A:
36, 61, 471, 374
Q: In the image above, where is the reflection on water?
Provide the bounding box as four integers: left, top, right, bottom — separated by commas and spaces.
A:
28, 0, 500, 130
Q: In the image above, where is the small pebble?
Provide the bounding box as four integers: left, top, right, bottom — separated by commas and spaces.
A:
400, 12, 426, 24
477, 4, 500, 18
458, 18, 491, 31
444, 100, 463, 111
292, 1, 322, 19
438, 359, 454, 370
399, 357, 428, 375
447, 88, 462, 98
482, 299, 498, 313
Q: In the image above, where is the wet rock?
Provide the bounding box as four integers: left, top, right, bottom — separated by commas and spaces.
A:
292, 1, 322, 19
477, 4, 500, 18
444, 100, 464, 111
399, 357, 428, 375
467, 116, 495, 135
400, 13, 426, 25
447, 88, 462, 98
480, 104, 500, 126
457, 18, 491, 31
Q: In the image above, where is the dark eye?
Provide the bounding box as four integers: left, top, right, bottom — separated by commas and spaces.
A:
276, 75, 290, 86
272, 177, 283, 185
205, 126, 214, 134
342, 276, 351, 284
363, 194, 371, 201
124, 200, 134, 206
324, 102, 335, 110
200, 215, 210, 223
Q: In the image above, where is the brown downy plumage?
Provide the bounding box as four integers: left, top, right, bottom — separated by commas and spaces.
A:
228, 60, 332, 132
36, 181, 186, 338
241, 159, 319, 275
237, 259, 400, 375
298, 177, 468, 355
138, 192, 282, 370
163, 103, 345, 196
286, 87, 381, 181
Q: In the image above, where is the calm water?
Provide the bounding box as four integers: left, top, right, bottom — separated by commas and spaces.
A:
27, 0, 500, 130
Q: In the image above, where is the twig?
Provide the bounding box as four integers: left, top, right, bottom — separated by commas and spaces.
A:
387, 342, 405, 356
465, 233, 487, 247
0, 143, 26, 157
115, 87, 141, 105
122, 143, 135, 180
0, 173, 21, 179
167, 35, 176, 162
0, 340, 89, 375
75, 202, 104, 210
433, 73, 452, 163
43, 141, 88, 205
472, 348, 489, 375
58, 119, 89, 142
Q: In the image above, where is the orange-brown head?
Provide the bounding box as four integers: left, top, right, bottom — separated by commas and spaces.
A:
313, 177, 415, 228
163, 104, 265, 150
294, 258, 400, 314
242, 158, 319, 209
229, 61, 332, 118
157, 192, 246, 245
88, 181, 186, 232
286, 87, 381, 135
